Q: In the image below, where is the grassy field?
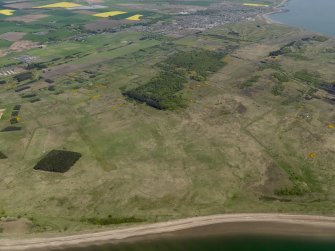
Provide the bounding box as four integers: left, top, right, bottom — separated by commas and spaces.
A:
0, 0, 335, 236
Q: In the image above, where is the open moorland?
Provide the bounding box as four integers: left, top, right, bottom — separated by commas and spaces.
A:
0, 0, 334, 236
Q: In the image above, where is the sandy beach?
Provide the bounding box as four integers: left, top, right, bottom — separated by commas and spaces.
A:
1, 214, 335, 251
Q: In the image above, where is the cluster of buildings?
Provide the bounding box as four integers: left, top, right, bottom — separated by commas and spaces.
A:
129, 3, 268, 36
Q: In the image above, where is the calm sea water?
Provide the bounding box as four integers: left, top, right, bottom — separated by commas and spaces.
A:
54, 234, 335, 251
270, 0, 335, 36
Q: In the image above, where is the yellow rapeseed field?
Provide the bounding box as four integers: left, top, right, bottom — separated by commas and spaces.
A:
93, 11, 127, 18
0, 9, 15, 16
34, 2, 82, 9
327, 123, 335, 129
126, 14, 143, 21
243, 3, 269, 7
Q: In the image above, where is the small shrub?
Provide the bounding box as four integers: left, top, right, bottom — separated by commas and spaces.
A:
30, 98, 41, 103
14, 72, 33, 82
45, 79, 54, 84
1, 126, 21, 132
272, 72, 289, 83
26, 63, 47, 70
15, 86, 31, 92
86, 216, 144, 225
271, 82, 285, 96
0, 151, 7, 159
21, 93, 37, 98
13, 105, 21, 111
10, 117, 18, 124
11, 111, 19, 117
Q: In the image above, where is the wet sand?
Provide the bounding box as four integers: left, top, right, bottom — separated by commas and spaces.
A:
1, 214, 335, 251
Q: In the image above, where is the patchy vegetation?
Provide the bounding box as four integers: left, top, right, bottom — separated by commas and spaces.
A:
240, 75, 260, 89
294, 70, 321, 87
1, 126, 21, 132
275, 185, 307, 196
269, 36, 328, 58
272, 72, 289, 83
271, 82, 285, 96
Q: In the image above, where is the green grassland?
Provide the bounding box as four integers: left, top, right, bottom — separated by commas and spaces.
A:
0, 0, 335, 236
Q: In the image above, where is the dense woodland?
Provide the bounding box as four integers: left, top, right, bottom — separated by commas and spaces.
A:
123, 50, 226, 109
34, 150, 82, 173
124, 69, 186, 110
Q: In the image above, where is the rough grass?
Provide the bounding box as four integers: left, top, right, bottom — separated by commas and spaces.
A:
0, 17, 334, 235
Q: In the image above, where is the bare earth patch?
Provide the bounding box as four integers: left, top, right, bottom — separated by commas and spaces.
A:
0, 32, 26, 42
0, 218, 32, 234
9, 40, 41, 52
7, 14, 49, 23
0, 50, 6, 57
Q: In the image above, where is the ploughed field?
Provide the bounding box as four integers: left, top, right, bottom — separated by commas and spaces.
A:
0, 0, 335, 235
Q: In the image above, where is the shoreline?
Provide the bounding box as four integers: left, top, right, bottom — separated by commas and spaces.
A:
1, 214, 335, 250
260, 0, 290, 24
